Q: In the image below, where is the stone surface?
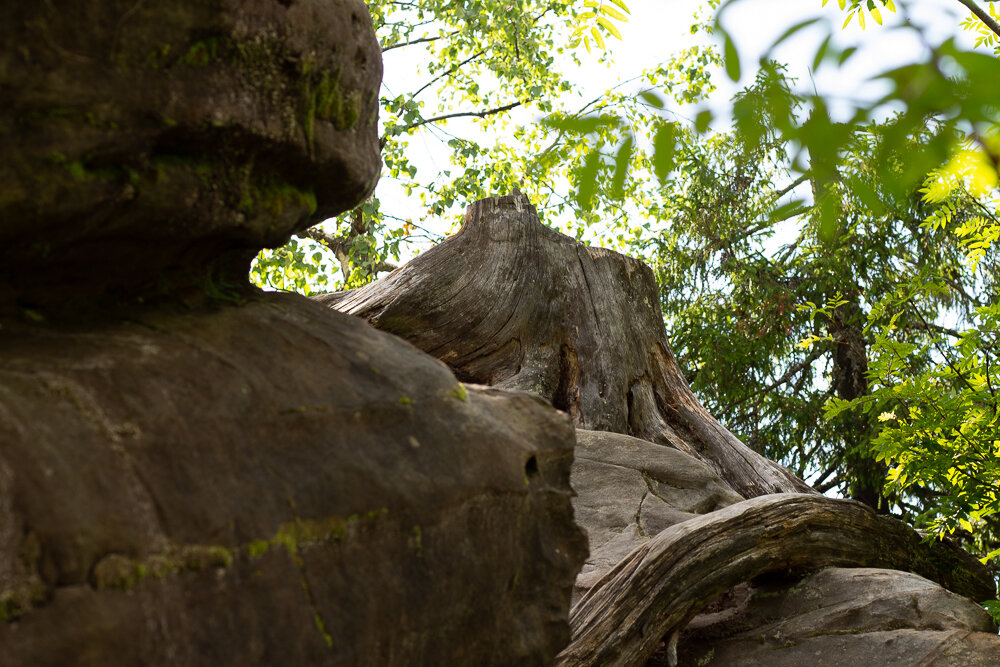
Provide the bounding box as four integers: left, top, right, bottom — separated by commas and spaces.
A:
0, 294, 588, 666
1, 2, 593, 663
0, 0, 382, 307
570, 430, 741, 602
677, 567, 1000, 666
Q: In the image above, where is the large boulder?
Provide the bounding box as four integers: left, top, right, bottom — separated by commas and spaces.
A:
676, 567, 1000, 666
0, 2, 590, 663
571, 430, 741, 602
0, 295, 587, 665
0, 0, 382, 308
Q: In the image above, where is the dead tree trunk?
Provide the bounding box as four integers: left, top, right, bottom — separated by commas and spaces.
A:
318, 192, 810, 499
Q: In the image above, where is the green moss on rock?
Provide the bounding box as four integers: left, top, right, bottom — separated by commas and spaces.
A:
92, 544, 234, 591
242, 509, 388, 560
450, 383, 469, 402
180, 38, 220, 67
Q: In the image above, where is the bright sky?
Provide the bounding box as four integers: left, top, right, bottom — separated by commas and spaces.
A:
366, 0, 988, 253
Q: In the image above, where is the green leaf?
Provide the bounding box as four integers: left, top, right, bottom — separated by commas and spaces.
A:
576, 149, 601, 209
639, 90, 664, 108
591, 25, 605, 50
599, 5, 628, 22
652, 122, 677, 183
597, 16, 623, 40
611, 136, 634, 198
769, 198, 808, 223
542, 113, 613, 134
770, 18, 822, 51
723, 30, 740, 81
839, 46, 858, 65
608, 0, 631, 15
694, 109, 713, 133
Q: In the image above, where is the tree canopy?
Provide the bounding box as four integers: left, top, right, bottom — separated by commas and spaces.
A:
250, 0, 1000, 605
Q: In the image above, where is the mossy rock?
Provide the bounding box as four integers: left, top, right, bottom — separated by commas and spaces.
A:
0, 0, 381, 311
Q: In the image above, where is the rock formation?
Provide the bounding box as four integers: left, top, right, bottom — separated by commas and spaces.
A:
676, 568, 1000, 666
3, 0, 998, 664
2, 0, 382, 308
0, 2, 587, 665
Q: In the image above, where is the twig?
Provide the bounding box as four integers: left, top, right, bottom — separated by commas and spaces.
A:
954, 0, 1000, 41
381, 101, 523, 148
381, 31, 456, 52
411, 49, 487, 99
722, 347, 825, 417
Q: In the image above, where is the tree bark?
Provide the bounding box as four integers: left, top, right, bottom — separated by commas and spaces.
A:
555, 493, 995, 667
829, 300, 888, 510
317, 192, 810, 499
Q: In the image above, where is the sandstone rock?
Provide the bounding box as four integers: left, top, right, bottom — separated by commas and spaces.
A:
0, 0, 381, 307
571, 430, 741, 602
0, 294, 587, 666
677, 567, 1000, 666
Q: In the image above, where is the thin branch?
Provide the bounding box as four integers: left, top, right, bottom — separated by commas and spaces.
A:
369, 260, 401, 273
381, 31, 456, 53
815, 474, 842, 494
411, 100, 523, 127
899, 320, 963, 339
411, 49, 487, 99
910, 304, 979, 394
721, 347, 825, 417
298, 227, 399, 280
299, 227, 349, 254
954, 0, 1000, 41
381, 101, 523, 148
811, 462, 839, 489
769, 172, 811, 202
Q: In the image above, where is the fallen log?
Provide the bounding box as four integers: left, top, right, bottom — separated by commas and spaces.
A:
555, 493, 995, 667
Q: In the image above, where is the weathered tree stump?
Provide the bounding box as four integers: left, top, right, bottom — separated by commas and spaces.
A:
319, 192, 809, 499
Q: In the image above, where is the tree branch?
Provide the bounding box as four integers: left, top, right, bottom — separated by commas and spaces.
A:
297, 226, 398, 281
721, 347, 825, 418
556, 494, 995, 666
954, 0, 1000, 41
299, 227, 349, 255
898, 319, 962, 339
815, 474, 842, 494
381, 101, 523, 148
411, 49, 487, 99
381, 31, 457, 53
770, 172, 810, 202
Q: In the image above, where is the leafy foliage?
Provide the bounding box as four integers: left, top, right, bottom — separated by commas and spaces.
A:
563, 0, 1000, 573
